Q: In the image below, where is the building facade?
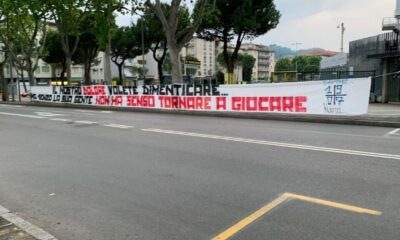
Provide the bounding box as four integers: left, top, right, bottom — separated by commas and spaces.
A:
239, 43, 275, 80
184, 37, 216, 78
349, 32, 400, 103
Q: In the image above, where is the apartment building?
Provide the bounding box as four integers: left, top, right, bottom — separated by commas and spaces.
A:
183, 37, 216, 78
239, 43, 275, 80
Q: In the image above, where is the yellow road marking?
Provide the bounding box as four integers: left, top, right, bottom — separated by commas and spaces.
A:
212, 194, 288, 240
212, 192, 382, 240
284, 193, 382, 216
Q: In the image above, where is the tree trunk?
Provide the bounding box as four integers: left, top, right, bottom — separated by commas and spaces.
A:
104, 36, 112, 85
66, 55, 72, 85
51, 64, 56, 80
60, 64, 66, 86
226, 62, 236, 84
169, 46, 183, 84
27, 62, 36, 86
157, 61, 164, 85
22, 73, 27, 93
0, 63, 7, 101
117, 63, 124, 85
84, 62, 91, 85
27, 70, 35, 88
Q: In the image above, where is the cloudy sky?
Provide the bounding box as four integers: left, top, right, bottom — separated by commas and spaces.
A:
117, 0, 396, 52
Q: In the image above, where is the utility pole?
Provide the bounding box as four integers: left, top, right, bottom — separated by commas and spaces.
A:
292, 42, 302, 72
337, 23, 345, 53
141, 17, 145, 83
8, 44, 14, 102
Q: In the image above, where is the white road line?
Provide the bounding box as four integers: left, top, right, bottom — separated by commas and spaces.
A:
74, 120, 97, 125
385, 128, 400, 137
104, 124, 134, 129
75, 110, 95, 113
101, 111, 112, 113
0, 111, 46, 119
0, 205, 57, 240
142, 128, 400, 161
0, 104, 23, 108
49, 118, 71, 122
35, 112, 65, 117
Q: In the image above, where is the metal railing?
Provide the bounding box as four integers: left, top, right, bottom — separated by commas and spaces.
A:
383, 17, 398, 26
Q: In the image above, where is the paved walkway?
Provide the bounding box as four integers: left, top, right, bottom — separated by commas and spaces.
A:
0, 217, 36, 240
368, 103, 400, 117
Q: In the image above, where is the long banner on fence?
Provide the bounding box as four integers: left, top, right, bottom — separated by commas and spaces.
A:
31, 78, 371, 115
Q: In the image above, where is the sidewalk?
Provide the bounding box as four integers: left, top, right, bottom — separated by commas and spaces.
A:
1, 100, 400, 128
0, 216, 36, 240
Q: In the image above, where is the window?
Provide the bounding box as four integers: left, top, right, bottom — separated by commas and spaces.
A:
42, 66, 50, 73
35, 67, 40, 74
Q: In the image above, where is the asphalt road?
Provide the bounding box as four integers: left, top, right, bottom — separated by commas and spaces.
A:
0, 104, 399, 240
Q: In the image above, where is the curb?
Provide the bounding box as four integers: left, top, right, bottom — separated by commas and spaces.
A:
2, 101, 400, 128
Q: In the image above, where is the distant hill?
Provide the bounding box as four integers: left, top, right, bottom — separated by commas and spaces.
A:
269, 44, 324, 59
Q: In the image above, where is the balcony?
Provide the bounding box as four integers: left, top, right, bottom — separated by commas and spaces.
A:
350, 32, 400, 59
382, 17, 400, 31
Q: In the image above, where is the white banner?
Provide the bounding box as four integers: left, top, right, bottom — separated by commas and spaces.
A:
31, 78, 371, 115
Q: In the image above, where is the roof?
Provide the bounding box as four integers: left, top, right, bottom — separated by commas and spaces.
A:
301, 50, 341, 57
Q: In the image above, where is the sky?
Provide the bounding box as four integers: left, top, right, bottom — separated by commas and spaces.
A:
116, 0, 396, 52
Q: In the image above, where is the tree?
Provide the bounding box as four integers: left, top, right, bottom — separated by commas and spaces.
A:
131, 65, 148, 77
73, 13, 100, 85
0, 4, 8, 101
42, 31, 67, 82
218, 52, 255, 82
0, 47, 7, 101
91, 0, 128, 84
140, 7, 167, 84
140, 3, 192, 84
0, 0, 49, 86
146, 0, 208, 83
196, 0, 280, 84
276, 56, 322, 73
47, 0, 91, 85
111, 25, 144, 85
275, 58, 293, 72
239, 53, 255, 82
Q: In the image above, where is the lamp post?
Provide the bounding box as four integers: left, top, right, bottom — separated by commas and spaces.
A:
292, 42, 302, 72
141, 17, 145, 82
0, 44, 7, 102
337, 23, 345, 53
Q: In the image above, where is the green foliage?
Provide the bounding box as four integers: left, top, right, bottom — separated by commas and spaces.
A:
111, 25, 145, 65
42, 31, 66, 67
195, 0, 280, 75
216, 71, 225, 84
275, 58, 293, 72
73, 13, 100, 65
73, 13, 101, 85
90, 0, 127, 49
275, 56, 322, 72
218, 52, 255, 82
111, 24, 147, 82
131, 65, 148, 76
0, 0, 49, 85
239, 53, 256, 82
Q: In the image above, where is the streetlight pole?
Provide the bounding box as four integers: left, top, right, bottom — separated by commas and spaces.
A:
337, 23, 345, 53
141, 17, 145, 83
8, 44, 14, 102
292, 42, 302, 72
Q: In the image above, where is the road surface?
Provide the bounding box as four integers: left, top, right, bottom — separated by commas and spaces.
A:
0, 104, 399, 240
